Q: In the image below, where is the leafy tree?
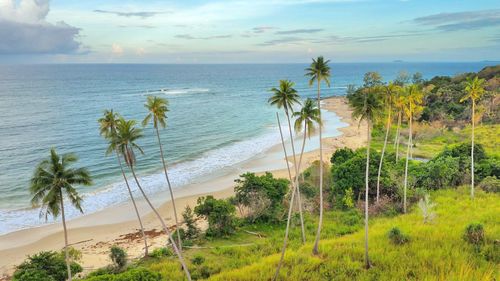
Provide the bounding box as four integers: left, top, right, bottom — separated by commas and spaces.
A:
268, 80, 305, 242
13, 251, 82, 281
194, 196, 236, 237
418, 156, 460, 189
305, 56, 331, 257
461, 76, 487, 199
182, 206, 200, 240
330, 147, 355, 166
142, 96, 182, 250
30, 149, 91, 281
98, 110, 148, 257
234, 172, 288, 223
109, 245, 127, 270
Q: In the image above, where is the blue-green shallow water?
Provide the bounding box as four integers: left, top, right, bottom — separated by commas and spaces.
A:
0, 62, 493, 234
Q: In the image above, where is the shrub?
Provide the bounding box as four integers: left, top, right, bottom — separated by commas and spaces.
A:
419, 156, 460, 189
388, 227, 410, 245
13, 251, 82, 281
478, 176, 500, 193
182, 206, 200, 239
194, 196, 236, 237
149, 247, 172, 259
233, 172, 288, 223
330, 147, 355, 165
83, 268, 161, 281
109, 245, 127, 270
191, 254, 205, 265
463, 223, 485, 246
341, 187, 354, 209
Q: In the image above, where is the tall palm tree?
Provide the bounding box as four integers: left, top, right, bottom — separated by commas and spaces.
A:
402, 84, 423, 213
30, 149, 92, 281
348, 85, 383, 269
113, 118, 192, 280
376, 83, 400, 202
98, 109, 149, 257
461, 76, 486, 199
268, 80, 306, 243
393, 92, 405, 161
305, 56, 331, 255
273, 99, 321, 280
142, 96, 182, 250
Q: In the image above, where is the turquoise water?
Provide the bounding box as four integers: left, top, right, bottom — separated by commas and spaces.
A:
0, 62, 493, 234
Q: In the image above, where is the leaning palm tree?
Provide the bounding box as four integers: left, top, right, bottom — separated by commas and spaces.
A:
113, 118, 192, 280
348, 85, 383, 269
461, 76, 486, 199
273, 99, 321, 280
30, 148, 92, 281
305, 56, 331, 255
142, 96, 182, 250
402, 84, 423, 213
98, 109, 149, 257
268, 80, 306, 243
376, 83, 400, 202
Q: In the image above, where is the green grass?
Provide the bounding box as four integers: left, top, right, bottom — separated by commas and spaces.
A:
371, 124, 500, 159
107, 189, 500, 281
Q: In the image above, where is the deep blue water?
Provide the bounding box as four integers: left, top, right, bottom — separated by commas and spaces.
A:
0, 62, 493, 234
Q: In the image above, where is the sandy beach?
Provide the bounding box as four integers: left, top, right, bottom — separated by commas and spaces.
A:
0, 96, 366, 278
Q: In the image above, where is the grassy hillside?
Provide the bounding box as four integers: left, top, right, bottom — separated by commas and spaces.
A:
105, 188, 500, 281
206, 189, 499, 281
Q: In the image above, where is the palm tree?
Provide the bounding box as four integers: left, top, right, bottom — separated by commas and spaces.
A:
113, 118, 192, 280
402, 84, 423, 213
461, 76, 486, 199
348, 85, 383, 269
393, 92, 405, 161
30, 149, 92, 281
142, 96, 182, 250
305, 56, 331, 255
376, 83, 400, 202
273, 99, 321, 280
98, 109, 149, 257
268, 80, 306, 243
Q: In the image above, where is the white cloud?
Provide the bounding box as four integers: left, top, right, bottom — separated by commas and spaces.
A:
0, 0, 82, 54
111, 43, 124, 56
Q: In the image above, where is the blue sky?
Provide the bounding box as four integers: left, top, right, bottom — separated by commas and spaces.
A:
0, 0, 499, 63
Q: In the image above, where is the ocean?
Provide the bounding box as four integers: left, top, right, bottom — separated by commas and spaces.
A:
0, 62, 493, 234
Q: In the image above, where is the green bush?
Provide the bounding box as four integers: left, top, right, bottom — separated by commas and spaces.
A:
191, 255, 205, 265
463, 223, 485, 246
83, 268, 161, 281
149, 247, 172, 259
233, 172, 288, 223
388, 227, 410, 245
109, 245, 127, 270
478, 176, 500, 193
182, 206, 200, 239
13, 251, 82, 281
195, 195, 236, 237
419, 156, 460, 189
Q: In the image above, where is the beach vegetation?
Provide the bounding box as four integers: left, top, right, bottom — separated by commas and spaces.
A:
387, 227, 410, 245
182, 206, 201, 240
194, 196, 237, 237
13, 251, 82, 281
109, 245, 127, 271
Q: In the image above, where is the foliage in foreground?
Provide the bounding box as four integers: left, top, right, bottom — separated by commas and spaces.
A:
13, 251, 82, 281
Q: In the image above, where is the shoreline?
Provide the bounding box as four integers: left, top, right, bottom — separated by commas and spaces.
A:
0, 96, 366, 277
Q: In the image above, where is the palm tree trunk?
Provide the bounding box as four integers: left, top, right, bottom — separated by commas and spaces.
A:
471, 100, 475, 199
403, 113, 412, 214
155, 126, 182, 250
376, 110, 391, 202
394, 111, 401, 161
313, 80, 324, 255
364, 121, 371, 269
116, 151, 148, 257
274, 118, 308, 281
285, 110, 306, 244
59, 192, 72, 281
128, 164, 191, 280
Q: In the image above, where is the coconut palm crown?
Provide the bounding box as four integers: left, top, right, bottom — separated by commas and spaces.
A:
305, 56, 331, 87
268, 80, 301, 114
293, 98, 322, 138
142, 96, 169, 129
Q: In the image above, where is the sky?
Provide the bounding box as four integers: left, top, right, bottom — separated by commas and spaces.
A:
0, 0, 499, 63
